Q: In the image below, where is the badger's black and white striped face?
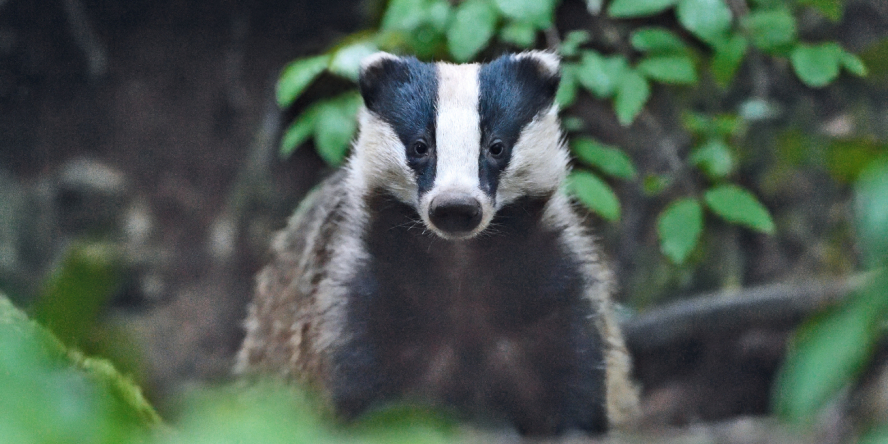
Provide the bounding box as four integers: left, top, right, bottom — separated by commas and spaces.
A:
353, 52, 569, 240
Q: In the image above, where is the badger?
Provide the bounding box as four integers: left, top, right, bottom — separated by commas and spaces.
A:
235, 51, 638, 435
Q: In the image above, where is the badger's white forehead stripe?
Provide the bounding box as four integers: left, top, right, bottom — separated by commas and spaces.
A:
434, 63, 481, 190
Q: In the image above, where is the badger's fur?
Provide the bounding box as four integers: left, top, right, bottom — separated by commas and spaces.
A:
235, 52, 639, 435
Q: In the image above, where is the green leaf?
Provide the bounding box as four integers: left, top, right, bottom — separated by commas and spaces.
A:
328, 40, 379, 81
1, 292, 161, 443
567, 171, 621, 221
743, 9, 797, 52
608, 0, 677, 18
355, 404, 455, 444
280, 107, 320, 158
562, 115, 585, 132
712, 113, 743, 136
636, 55, 698, 84
738, 97, 779, 121
860, 424, 888, 444
643, 174, 671, 196
570, 137, 638, 179
774, 300, 877, 421
657, 198, 703, 263
704, 184, 775, 233
690, 139, 734, 179
313, 92, 362, 166
560, 30, 591, 57
711, 34, 748, 87
676, 0, 732, 45
855, 158, 888, 267
493, 0, 556, 28
427, 0, 454, 31
790, 42, 843, 88
378, 0, 452, 58
825, 138, 883, 184
859, 37, 888, 82
276, 55, 331, 108
381, 0, 430, 31
576, 51, 629, 98
411, 24, 448, 59
614, 70, 650, 126
170, 383, 334, 444
683, 112, 742, 137
798, 0, 844, 22
499, 21, 538, 48
33, 242, 122, 347
631, 28, 690, 54
447, 0, 498, 62
840, 50, 868, 77
556, 64, 579, 107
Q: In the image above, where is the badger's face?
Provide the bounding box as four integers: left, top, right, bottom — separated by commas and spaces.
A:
353, 52, 568, 240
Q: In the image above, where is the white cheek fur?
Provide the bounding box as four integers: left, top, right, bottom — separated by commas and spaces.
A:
350, 109, 419, 206
497, 105, 568, 207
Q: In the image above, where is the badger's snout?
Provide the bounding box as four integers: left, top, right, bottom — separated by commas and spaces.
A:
428, 193, 483, 236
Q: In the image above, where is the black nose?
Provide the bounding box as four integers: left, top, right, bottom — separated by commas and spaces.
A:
429, 195, 483, 235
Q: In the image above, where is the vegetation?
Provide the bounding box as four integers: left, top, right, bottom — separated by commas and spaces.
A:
0, 279, 455, 444
275, 0, 865, 266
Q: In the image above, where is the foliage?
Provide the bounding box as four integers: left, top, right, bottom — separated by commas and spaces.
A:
0, 293, 159, 444
567, 170, 621, 221
657, 198, 703, 264
273, 0, 868, 269
773, 158, 888, 424
1, 292, 457, 444
31, 242, 123, 347
162, 384, 454, 444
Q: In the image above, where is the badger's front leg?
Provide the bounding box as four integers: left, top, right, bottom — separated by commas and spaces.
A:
478, 308, 609, 435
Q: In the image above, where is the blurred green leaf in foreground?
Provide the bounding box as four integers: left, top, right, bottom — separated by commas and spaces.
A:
0, 293, 160, 444
1, 291, 455, 444
774, 157, 888, 423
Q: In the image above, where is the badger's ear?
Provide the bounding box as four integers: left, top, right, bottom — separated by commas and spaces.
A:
512, 51, 561, 103
358, 52, 407, 113
515, 51, 560, 79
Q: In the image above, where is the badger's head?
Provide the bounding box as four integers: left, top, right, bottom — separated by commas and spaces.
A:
351, 51, 569, 240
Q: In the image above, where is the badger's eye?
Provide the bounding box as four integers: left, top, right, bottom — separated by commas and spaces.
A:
411, 140, 430, 157
488, 140, 506, 158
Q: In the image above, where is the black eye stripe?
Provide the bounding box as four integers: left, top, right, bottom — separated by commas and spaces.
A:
477, 55, 559, 197
359, 57, 438, 195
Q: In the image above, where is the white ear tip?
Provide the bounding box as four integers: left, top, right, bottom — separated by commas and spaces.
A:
515, 51, 560, 76
361, 52, 400, 71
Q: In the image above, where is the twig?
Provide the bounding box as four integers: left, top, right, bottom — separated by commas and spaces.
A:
623, 275, 868, 352
60, 0, 107, 79
637, 110, 696, 195
210, 87, 281, 264
544, 27, 561, 52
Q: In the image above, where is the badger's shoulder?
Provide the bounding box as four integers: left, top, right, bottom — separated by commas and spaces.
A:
235, 170, 351, 379
542, 192, 640, 427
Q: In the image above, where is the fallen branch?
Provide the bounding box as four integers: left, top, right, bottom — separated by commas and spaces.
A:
623, 275, 868, 351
